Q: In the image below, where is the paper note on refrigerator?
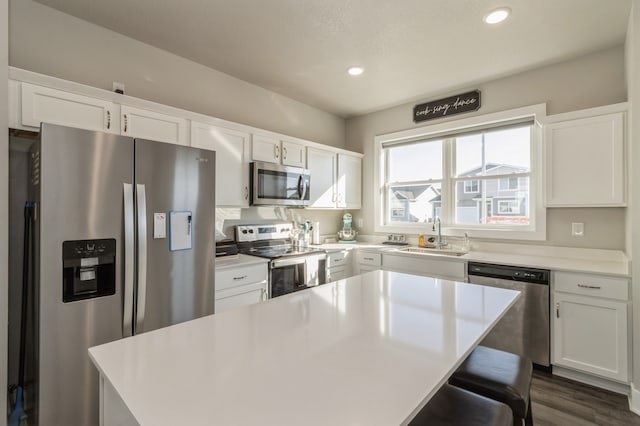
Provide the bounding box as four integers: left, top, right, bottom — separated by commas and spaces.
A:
169, 211, 192, 251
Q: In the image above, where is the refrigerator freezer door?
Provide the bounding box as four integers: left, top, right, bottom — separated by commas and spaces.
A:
134, 139, 215, 334
36, 124, 133, 425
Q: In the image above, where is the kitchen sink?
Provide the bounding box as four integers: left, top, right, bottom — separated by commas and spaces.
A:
397, 246, 467, 257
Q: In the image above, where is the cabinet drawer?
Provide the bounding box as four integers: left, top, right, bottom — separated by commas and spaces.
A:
554, 272, 629, 301
216, 263, 268, 291
327, 250, 351, 268
356, 251, 382, 266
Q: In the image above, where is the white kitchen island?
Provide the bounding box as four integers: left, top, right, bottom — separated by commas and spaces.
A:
89, 270, 519, 426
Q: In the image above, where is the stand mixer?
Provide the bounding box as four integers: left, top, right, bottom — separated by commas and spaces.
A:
337, 213, 357, 242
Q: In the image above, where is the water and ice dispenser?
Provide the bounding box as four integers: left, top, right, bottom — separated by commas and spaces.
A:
62, 239, 116, 302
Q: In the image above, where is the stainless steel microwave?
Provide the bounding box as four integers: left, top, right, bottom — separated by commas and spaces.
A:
250, 161, 310, 207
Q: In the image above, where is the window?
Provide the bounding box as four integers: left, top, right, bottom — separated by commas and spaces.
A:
464, 180, 479, 193
374, 105, 545, 240
499, 177, 519, 191
498, 199, 520, 215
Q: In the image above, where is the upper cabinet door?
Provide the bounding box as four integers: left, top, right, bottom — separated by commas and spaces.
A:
252, 135, 306, 167
545, 112, 625, 207
251, 134, 280, 163
307, 147, 337, 208
281, 140, 306, 167
21, 82, 119, 133
191, 122, 250, 207
338, 154, 362, 209
121, 105, 188, 145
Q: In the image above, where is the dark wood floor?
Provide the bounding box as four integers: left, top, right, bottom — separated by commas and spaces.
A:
531, 370, 640, 425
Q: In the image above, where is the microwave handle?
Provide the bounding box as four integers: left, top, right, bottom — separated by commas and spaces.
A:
298, 175, 308, 200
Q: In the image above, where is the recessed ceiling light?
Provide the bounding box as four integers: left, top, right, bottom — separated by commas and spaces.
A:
483, 7, 511, 24
347, 67, 364, 76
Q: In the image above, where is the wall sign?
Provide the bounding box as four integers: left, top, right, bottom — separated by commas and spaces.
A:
413, 90, 481, 123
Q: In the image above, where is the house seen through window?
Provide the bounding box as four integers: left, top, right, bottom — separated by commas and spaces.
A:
379, 118, 536, 233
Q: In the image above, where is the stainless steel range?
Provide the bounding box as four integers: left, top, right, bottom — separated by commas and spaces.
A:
236, 223, 326, 298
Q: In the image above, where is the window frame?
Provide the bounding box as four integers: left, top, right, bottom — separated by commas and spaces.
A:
373, 104, 547, 241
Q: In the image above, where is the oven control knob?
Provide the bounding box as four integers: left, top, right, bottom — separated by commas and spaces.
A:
241, 229, 248, 234
248, 229, 254, 233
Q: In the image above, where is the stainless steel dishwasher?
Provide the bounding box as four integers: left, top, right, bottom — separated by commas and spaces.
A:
467, 262, 550, 367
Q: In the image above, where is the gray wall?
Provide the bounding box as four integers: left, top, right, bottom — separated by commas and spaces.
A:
627, 0, 640, 400
346, 46, 627, 250
9, 0, 345, 148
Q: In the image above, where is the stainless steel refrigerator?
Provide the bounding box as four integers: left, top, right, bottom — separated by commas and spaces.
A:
25, 123, 215, 425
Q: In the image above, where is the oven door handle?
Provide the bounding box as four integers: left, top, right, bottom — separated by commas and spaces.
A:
272, 256, 307, 268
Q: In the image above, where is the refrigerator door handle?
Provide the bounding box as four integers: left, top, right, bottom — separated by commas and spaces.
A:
135, 184, 148, 334
123, 183, 135, 337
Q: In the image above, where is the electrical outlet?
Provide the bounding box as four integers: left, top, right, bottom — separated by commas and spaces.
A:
356, 218, 364, 228
571, 222, 584, 237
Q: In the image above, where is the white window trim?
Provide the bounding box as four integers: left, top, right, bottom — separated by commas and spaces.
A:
373, 104, 547, 241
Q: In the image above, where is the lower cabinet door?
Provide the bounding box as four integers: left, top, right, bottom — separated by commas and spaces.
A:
215, 281, 267, 313
327, 267, 351, 283
553, 292, 629, 382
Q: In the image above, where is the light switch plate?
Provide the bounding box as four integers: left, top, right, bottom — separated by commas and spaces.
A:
154, 213, 166, 239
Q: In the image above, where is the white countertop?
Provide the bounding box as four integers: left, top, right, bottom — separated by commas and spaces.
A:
89, 271, 519, 426
312, 241, 630, 276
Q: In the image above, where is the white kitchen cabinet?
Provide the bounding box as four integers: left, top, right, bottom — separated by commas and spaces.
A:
121, 105, 188, 145
191, 122, 250, 207
354, 250, 382, 275
20, 82, 119, 133
552, 271, 629, 382
326, 250, 353, 282
382, 253, 466, 281
338, 154, 362, 209
215, 261, 268, 313
545, 110, 625, 206
252, 134, 306, 167
307, 147, 337, 207
307, 148, 362, 209
215, 281, 268, 313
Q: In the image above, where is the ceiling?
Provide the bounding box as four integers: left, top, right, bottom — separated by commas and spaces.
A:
34, 0, 631, 118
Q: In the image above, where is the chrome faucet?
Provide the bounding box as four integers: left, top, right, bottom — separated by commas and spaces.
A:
432, 217, 447, 249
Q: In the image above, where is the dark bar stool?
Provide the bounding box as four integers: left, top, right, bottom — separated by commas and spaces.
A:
449, 346, 534, 426
409, 383, 512, 426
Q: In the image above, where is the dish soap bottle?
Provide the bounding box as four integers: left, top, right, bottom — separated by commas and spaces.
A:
418, 234, 425, 247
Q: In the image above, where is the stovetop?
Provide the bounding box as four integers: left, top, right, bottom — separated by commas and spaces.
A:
239, 245, 324, 259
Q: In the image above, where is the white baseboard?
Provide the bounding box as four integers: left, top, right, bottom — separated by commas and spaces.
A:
629, 382, 640, 416
552, 366, 630, 395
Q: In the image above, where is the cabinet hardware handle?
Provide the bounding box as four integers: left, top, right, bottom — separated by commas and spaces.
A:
244, 186, 249, 200
123, 114, 128, 133
261, 288, 267, 301
275, 145, 280, 159
233, 275, 247, 280
334, 258, 342, 263
577, 284, 601, 290
364, 257, 373, 261
283, 146, 287, 160
556, 303, 560, 318
106, 111, 111, 129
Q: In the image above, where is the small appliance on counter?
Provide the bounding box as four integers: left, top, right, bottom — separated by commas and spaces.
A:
337, 213, 357, 242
